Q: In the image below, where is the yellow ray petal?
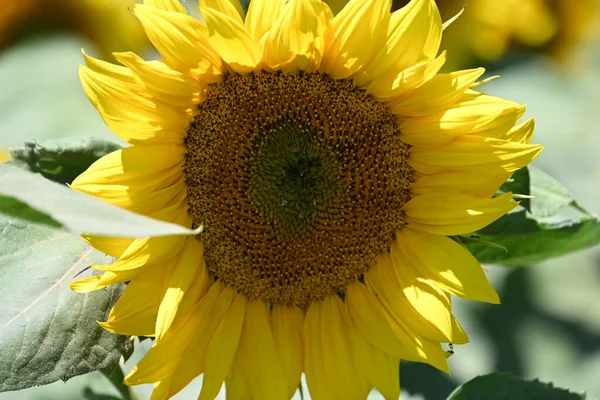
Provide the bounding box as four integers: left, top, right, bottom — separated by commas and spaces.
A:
355, 0, 441, 87
245, 0, 286, 43
201, 7, 262, 73
236, 300, 288, 400
410, 172, 509, 198
132, 5, 222, 81
82, 50, 134, 82
389, 68, 485, 116
81, 234, 133, 258
403, 192, 517, 236
79, 66, 190, 144
225, 363, 252, 400
113, 52, 204, 107
320, 0, 391, 79
349, 323, 400, 400
71, 145, 186, 211
398, 92, 526, 148
156, 285, 235, 398
318, 295, 370, 399
199, 291, 247, 400
366, 52, 446, 101
505, 118, 535, 144
395, 227, 500, 303
144, 0, 187, 13
70, 268, 140, 293
99, 263, 166, 336
271, 304, 304, 399
346, 281, 449, 372
125, 281, 224, 385
303, 301, 334, 400
261, 0, 332, 73
155, 238, 202, 340
366, 254, 450, 343
409, 135, 543, 175
200, 0, 244, 23
92, 233, 187, 272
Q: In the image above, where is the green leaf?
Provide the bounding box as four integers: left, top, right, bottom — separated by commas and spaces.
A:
0, 215, 132, 392
447, 372, 585, 400
9, 137, 122, 185
528, 165, 574, 217
500, 167, 531, 211
469, 214, 600, 266
0, 163, 198, 237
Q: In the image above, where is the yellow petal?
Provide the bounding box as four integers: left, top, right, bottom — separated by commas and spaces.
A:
70, 268, 140, 293
346, 281, 449, 372
79, 66, 189, 144
398, 92, 526, 148
409, 135, 543, 175
201, 7, 262, 73
366, 52, 446, 101
349, 324, 400, 400
395, 227, 500, 303
199, 291, 247, 400
317, 296, 370, 400
366, 254, 450, 343
389, 68, 485, 116
410, 172, 509, 198
71, 145, 186, 212
355, 0, 442, 87
81, 234, 132, 258
225, 363, 252, 400
92, 234, 186, 272
125, 282, 224, 385
320, 0, 391, 79
245, 0, 286, 43
303, 301, 334, 400
272, 305, 305, 399
200, 0, 244, 24
261, 0, 332, 73
155, 238, 201, 340
82, 50, 133, 82
236, 300, 288, 400
113, 52, 204, 107
132, 5, 222, 81
144, 0, 187, 13
99, 264, 166, 336
505, 118, 535, 144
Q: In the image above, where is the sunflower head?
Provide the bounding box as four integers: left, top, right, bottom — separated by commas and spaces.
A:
71, 0, 542, 398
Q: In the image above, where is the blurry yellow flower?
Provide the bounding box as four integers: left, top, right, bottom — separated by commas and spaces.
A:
429, 0, 598, 69
71, 0, 542, 398
0, 148, 10, 163
0, 0, 149, 59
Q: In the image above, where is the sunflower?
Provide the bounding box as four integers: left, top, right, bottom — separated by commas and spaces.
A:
426, 0, 598, 69
70, 0, 542, 398
0, 149, 9, 163
0, 0, 148, 59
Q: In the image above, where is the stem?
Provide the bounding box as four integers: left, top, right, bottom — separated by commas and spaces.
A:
101, 366, 138, 400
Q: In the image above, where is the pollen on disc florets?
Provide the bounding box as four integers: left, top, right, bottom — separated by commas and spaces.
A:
184, 71, 413, 307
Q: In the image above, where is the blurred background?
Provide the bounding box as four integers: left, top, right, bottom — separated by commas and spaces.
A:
0, 0, 599, 399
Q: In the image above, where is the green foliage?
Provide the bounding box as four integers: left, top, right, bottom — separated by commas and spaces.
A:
447, 373, 586, 400
0, 163, 196, 238
467, 167, 600, 265
9, 137, 122, 185
0, 215, 131, 392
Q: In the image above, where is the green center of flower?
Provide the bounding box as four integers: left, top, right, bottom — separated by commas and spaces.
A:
185, 72, 413, 307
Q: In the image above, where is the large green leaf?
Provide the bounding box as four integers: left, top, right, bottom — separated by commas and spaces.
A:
500, 167, 531, 211
447, 373, 585, 400
528, 166, 575, 218
9, 138, 122, 185
469, 213, 600, 266
0, 215, 131, 392
0, 163, 197, 237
